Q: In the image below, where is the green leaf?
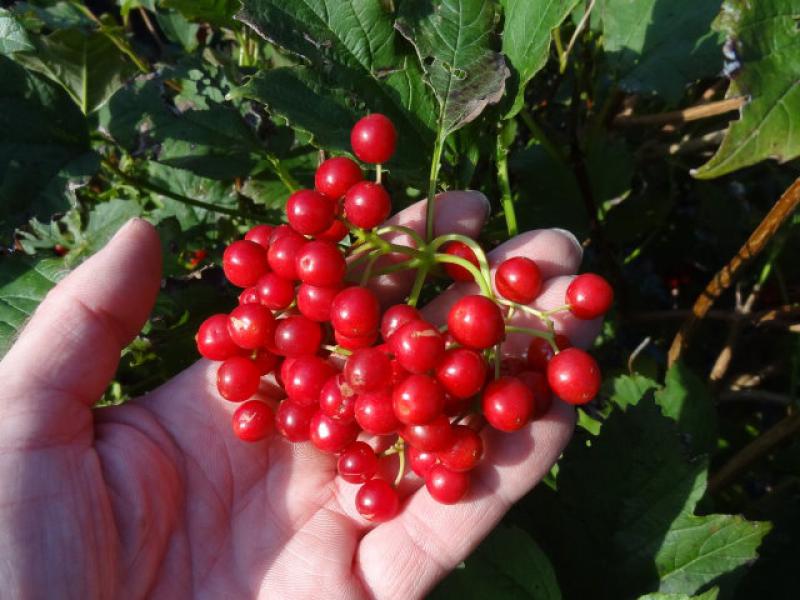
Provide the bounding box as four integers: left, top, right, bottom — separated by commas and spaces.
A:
10, 1, 94, 30
609, 372, 659, 410
78, 199, 143, 256
529, 399, 770, 598
694, 0, 800, 178
0, 8, 34, 54
499, 0, 580, 118
600, 0, 723, 104
12, 27, 136, 114
431, 525, 561, 600
237, 0, 436, 180
155, 10, 200, 53
397, 0, 509, 137
0, 255, 68, 357
0, 56, 93, 240
639, 589, 719, 600
162, 0, 238, 25
655, 363, 717, 456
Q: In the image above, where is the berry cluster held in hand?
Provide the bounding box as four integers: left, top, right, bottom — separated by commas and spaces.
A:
195, 113, 613, 522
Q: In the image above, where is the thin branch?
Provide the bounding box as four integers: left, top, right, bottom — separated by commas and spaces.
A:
668, 178, 800, 366
613, 97, 746, 127
562, 0, 596, 72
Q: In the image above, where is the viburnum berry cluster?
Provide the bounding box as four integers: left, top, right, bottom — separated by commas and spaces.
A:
195, 113, 613, 522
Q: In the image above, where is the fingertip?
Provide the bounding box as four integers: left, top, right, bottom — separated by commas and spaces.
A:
432, 190, 491, 237
489, 229, 583, 279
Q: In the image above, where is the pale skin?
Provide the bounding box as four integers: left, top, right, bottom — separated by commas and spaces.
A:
0, 191, 599, 599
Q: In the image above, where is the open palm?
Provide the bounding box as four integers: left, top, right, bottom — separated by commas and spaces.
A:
0, 193, 597, 599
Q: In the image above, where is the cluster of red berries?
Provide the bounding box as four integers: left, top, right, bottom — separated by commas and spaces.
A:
195, 113, 613, 521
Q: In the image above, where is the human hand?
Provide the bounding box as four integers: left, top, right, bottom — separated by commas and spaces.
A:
0, 191, 600, 599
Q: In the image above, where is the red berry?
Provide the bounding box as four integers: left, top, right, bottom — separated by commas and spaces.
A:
355, 479, 400, 522
408, 446, 438, 478
273, 315, 322, 357
244, 224, 273, 249
315, 156, 364, 199
401, 415, 453, 452
297, 283, 343, 322
284, 355, 336, 406
482, 376, 534, 432
252, 348, 279, 375
196, 314, 240, 360
355, 389, 401, 435
344, 181, 391, 230
434, 348, 487, 399
331, 286, 381, 337
546, 348, 601, 405
380, 304, 421, 341
447, 295, 505, 350
425, 465, 469, 504
566, 273, 614, 320
286, 189, 336, 236
392, 374, 444, 425
278, 357, 297, 389
438, 425, 482, 472
527, 335, 571, 371
217, 356, 261, 402
316, 219, 349, 243
335, 329, 379, 350
351, 114, 397, 164
337, 441, 379, 483
232, 401, 274, 442
443, 393, 472, 417
257, 272, 296, 310
344, 347, 392, 394
389, 320, 445, 374
441, 241, 480, 282
319, 374, 357, 422
495, 257, 543, 304
228, 303, 275, 350
275, 399, 315, 442
223, 240, 268, 288
238, 286, 261, 305
267, 230, 306, 280
295, 240, 346, 287
309, 410, 359, 453
269, 224, 297, 244
516, 370, 553, 418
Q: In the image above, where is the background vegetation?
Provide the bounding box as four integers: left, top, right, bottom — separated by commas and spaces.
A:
1, 1, 799, 598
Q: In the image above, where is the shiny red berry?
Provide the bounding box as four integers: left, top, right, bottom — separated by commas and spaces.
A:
516, 370, 553, 418
527, 335, 571, 372
566, 273, 614, 319
441, 241, 480, 282
393, 374, 445, 425
273, 315, 322, 357
267, 230, 306, 281
238, 286, 261, 305
284, 355, 336, 406
286, 189, 336, 236
315, 156, 364, 199
408, 446, 438, 478
355, 479, 400, 522
344, 347, 392, 394
228, 303, 275, 350
252, 348, 279, 375
330, 286, 381, 337
434, 348, 487, 399
223, 240, 268, 288
337, 441, 379, 483
447, 295, 505, 350
217, 356, 260, 402
309, 411, 359, 453
275, 399, 315, 442
355, 389, 401, 435
546, 348, 601, 405
232, 401, 274, 442
319, 374, 357, 422
344, 181, 391, 229
426, 465, 469, 504
438, 425, 482, 472
495, 257, 543, 304
389, 320, 445, 374
244, 224, 273, 249
482, 376, 534, 432
401, 414, 453, 452
295, 240, 346, 287
380, 304, 421, 341
196, 314, 240, 360
316, 219, 349, 243
297, 283, 343, 322
335, 330, 379, 350
256, 272, 296, 310
351, 114, 397, 164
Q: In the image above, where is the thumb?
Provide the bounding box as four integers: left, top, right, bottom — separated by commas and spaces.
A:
0, 219, 161, 446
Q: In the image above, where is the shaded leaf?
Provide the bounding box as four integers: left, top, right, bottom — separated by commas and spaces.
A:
162, 0, 238, 25
155, 10, 200, 53
600, 0, 723, 104
499, 0, 580, 118
694, 0, 800, 178
639, 589, 719, 600
397, 0, 509, 137
0, 7, 34, 54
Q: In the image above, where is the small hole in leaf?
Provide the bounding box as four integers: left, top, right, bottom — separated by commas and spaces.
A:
423, 56, 434, 66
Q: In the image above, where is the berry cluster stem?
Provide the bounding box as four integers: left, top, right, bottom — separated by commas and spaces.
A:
425, 134, 446, 242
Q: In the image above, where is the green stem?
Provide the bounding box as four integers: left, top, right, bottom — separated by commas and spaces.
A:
425, 134, 446, 242
360, 253, 381, 285
407, 263, 430, 307
102, 159, 252, 219
371, 257, 421, 277
496, 298, 548, 322
429, 233, 493, 286
376, 163, 383, 184
267, 155, 300, 192
493, 344, 501, 379
553, 26, 567, 73
375, 225, 425, 248
505, 325, 555, 342
434, 254, 493, 298
496, 134, 517, 237
394, 439, 406, 487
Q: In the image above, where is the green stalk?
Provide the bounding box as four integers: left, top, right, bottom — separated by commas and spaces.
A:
496, 133, 518, 237
407, 263, 430, 307
434, 254, 493, 298
267, 155, 300, 192
425, 134, 446, 242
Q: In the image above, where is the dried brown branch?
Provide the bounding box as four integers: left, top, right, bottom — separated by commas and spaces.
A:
668, 178, 800, 366
613, 97, 746, 127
